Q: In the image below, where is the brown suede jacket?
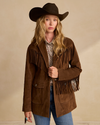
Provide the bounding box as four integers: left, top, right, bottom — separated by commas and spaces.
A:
22, 37, 82, 123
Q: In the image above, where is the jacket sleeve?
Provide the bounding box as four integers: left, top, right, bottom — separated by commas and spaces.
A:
58, 39, 82, 81
22, 45, 36, 112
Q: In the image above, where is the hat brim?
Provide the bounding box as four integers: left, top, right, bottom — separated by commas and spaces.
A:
29, 7, 69, 22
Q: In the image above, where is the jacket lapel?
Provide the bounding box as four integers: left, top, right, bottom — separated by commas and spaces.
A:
52, 53, 58, 66
38, 40, 49, 69
37, 39, 67, 69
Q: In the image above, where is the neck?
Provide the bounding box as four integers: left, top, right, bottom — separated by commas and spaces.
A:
45, 32, 54, 43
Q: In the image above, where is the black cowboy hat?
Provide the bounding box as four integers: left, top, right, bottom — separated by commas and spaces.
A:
29, 3, 69, 22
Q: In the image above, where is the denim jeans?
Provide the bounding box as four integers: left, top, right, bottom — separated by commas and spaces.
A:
33, 85, 73, 125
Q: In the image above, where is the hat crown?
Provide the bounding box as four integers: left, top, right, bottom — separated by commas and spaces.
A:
43, 3, 59, 14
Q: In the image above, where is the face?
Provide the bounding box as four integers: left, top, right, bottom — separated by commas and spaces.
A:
44, 15, 58, 33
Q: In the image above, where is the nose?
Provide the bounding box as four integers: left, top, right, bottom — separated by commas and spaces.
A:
50, 20, 53, 25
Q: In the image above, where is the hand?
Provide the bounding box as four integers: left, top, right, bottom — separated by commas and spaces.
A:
24, 111, 32, 123
48, 66, 58, 78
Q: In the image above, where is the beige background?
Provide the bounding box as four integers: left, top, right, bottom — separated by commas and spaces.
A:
0, 0, 100, 123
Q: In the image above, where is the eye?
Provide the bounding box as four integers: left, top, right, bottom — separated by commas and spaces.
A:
46, 18, 49, 21
54, 19, 57, 21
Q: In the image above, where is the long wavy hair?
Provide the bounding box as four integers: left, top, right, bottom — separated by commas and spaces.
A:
31, 15, 67, 57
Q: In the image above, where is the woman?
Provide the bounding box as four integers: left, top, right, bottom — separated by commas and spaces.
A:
22, 3, 82, 125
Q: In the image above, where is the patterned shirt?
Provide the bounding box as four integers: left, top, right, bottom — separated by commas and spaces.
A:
45, 39, 54, 86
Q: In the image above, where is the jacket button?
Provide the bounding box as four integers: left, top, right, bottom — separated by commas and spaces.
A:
35, 84, 37, 86
55, 78, 57, 81
64, 83, 66, 85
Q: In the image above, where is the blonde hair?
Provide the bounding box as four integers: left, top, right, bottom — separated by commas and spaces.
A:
31, 15, 66, 57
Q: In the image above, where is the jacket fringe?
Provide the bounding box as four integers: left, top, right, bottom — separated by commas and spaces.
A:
55, 80, 73, 94
55, 47, 80, 95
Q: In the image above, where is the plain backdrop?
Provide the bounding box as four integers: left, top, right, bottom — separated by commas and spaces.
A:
0, 0, 100, 122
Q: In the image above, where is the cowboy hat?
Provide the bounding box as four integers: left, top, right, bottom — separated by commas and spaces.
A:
29, 3, 69, 22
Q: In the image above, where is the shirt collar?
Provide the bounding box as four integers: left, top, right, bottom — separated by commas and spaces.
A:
45, 38, 54, 45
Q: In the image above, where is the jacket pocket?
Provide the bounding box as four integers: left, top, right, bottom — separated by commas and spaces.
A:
58, 92, 74, 103
55, 81, 74, 103
32, 83, 45, 104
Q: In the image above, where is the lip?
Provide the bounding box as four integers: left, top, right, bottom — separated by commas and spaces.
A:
48, 27, 54, 30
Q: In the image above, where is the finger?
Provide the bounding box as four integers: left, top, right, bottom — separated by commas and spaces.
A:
29, 112, 32, 122
49, 66, 55, 69
48, 72, 51, 77
27, 117, 32, 123
29, 112, 32, 120
49, 68, 53, 73
48, 69, 52, 74
24, 112, 32, 123
27, 118, 32, 123
48, 67, 52, 72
